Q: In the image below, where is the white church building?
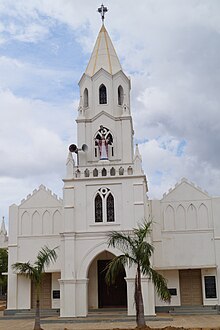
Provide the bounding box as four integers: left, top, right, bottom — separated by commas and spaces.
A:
6, 12, 220, 317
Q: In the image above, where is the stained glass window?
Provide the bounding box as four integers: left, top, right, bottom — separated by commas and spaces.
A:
95, 194, 103, 222
94, 188, 115, 223
107, 193, 115, 222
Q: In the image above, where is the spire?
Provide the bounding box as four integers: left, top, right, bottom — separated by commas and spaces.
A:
134, 144, 143, 174
0, 216, 7, 236
66, 151, 75, 178
85, 21, 122, 77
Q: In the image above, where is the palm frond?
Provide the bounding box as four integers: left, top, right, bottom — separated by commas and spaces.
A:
12, 262, 35, 278
35, 246, 58, 272
134, 221, 152, 243
149, 268, 171, 302
107, 231, 135, 255
136, 241, 154, 265
105, 254, 134, 285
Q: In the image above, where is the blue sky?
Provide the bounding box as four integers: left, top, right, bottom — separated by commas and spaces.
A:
0, 0, 220, 227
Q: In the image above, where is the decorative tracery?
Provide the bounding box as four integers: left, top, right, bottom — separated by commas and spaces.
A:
95, 126, 113, 160
94, 187, 115, 223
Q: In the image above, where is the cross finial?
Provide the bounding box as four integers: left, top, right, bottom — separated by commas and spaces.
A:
98, 4, 108, 23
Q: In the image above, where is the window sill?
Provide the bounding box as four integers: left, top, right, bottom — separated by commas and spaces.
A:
90, 222, 120, 227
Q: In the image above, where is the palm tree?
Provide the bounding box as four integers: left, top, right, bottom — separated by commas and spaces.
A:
105, 221, 171, 327
12, 246, 58, 330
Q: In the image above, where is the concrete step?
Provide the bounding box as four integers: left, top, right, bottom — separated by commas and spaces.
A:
169, 306, 219, 315
4, 308, 60, 317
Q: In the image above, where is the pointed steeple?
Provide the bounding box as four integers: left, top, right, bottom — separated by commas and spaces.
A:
0, 216, 7, 236
0, 216, 7, 246
85, 24, 122, 77
66, 151, 75, 178
134, 144, 143, 174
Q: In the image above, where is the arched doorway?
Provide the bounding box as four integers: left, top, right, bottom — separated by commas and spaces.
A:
88, 251, 127, 309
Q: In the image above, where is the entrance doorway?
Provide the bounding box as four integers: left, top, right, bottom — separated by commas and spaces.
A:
179, 269, 202, 305
98, 260, 127, 308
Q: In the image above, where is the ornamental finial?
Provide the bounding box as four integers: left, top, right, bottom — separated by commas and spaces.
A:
98, 4, 108, 23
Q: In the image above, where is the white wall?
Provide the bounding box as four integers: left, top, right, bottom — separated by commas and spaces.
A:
52, 272, 61, 309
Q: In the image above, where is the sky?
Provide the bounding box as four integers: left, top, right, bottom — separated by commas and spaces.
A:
0, 0, 220, 226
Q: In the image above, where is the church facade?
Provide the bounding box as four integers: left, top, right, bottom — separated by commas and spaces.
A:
6, 20, 220, 317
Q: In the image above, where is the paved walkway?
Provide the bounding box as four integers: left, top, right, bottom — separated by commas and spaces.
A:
1, 311, 220, 330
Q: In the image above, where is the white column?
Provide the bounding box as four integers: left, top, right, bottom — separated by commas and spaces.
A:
125, 277, 155, 316
125, 277, 135, 315
7, 273, 17, 309
76, 279, 89, 316
141, 277, 156, 316
59, 279, 76, 317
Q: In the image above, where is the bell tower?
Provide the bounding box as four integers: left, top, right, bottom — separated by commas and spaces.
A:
60, 6, 154, 318
76, 15, 133, 166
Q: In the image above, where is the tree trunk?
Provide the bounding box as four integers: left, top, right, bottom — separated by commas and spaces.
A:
135, 264, 146, 327
34, 289, 42, 330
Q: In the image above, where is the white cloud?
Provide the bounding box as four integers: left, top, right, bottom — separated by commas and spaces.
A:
0, 89, 75, 178
140, 137, 220, 199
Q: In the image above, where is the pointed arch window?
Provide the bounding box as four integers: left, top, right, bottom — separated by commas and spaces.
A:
94, 126, 114, 160
118, 85, 124, 105
83, 88, 89, 107
84, 168, 90, 177
94, 188, 115, 223
110, 167, 116, 176
93, 168, 98, 177
102, 168, 107, 176
99, 84, 107, 104
95, 194, 103, 222
107, 193, 115, 222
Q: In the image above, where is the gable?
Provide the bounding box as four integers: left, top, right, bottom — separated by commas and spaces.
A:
19, 185, 62, 209
162, 179, 210, 202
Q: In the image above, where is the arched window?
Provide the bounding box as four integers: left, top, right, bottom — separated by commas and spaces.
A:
107, 193, 115, 222
118, 85, 124, 105
102, 168, 107, 176
94, 126, 113, 160
95, 194, 103, 222
94, 188, 115, 223
110, 167, 116, 176
93, 168, 98, 177
84, 169, 90, 177
119, 167, 124, 175
127, 166, 133, 175
83, 88, 89, 107
99, 84, 107, 104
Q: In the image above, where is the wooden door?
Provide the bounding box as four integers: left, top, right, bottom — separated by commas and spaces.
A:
98, 260, 127, 308
31, 273, 52, 309
179, 269, 202, 305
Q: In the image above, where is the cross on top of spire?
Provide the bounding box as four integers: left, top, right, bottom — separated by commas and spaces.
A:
98, 4, 108, 23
